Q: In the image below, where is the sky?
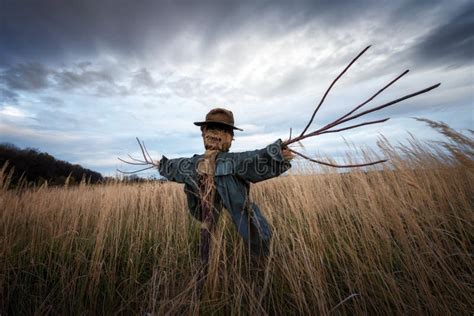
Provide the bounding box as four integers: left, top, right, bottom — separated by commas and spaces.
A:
1, 0, 473, 177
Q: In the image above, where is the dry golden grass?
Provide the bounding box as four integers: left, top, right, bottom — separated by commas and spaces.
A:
1, 120, 473, 315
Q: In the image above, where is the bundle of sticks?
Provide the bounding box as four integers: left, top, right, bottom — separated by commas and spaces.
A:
117, 138, 158, 174
282, 45, 440, 168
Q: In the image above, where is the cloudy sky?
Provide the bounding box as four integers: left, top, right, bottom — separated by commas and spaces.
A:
1, 0, 472, 176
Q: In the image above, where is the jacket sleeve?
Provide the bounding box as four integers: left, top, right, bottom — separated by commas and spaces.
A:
158, 156, 193, 183
231, 139, 291, 183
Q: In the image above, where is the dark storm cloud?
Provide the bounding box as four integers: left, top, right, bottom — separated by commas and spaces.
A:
0, 87, 19, 103
0, 61, 130, 96
131, 68, 159, 89
52, 67, 127, 96
412, 2, 474, 66
1, 0, 375, 63
0, 62, 50, 91
54, 69, 112, 90
2, 0, 471, 68
41, 96, 64, 108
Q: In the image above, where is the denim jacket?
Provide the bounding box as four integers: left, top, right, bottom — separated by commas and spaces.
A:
158, 139, 291, 256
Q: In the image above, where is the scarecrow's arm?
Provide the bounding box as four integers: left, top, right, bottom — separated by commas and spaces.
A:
232, 139, 291, 183
158, 156, 193, 183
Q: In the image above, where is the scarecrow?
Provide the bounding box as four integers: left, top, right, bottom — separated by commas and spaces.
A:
157, 108, 293, 261
157, 109, 295, 293
118, 45, 440, 294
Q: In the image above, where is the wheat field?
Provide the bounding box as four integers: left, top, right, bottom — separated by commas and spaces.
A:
1, 120, 473, 315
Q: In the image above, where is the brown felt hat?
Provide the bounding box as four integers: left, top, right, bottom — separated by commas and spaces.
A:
194, 108, 243, 131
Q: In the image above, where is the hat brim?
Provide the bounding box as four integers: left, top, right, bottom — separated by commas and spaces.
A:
194, 120, 243, 131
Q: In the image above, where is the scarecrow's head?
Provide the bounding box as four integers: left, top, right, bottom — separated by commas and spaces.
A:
194, 108, 243, 152
200, 123, 234, 152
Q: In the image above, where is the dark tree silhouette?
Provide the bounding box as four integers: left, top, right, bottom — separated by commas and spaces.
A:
0, 143, 103, 186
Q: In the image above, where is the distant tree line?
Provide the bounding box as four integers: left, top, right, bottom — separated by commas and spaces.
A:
102, 174, 168, 184
0, 143, 103, 186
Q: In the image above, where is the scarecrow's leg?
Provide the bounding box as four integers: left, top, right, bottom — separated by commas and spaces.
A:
196, 211, 213, 297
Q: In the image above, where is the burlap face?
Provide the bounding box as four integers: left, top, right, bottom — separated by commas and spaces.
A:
201, 127, 233, 152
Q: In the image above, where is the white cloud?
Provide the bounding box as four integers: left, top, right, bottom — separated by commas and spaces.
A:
0, 123, 86, 143
0, 105, 29, 118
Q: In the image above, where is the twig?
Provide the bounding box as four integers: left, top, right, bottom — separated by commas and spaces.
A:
318, 118, 390, 135
315, 83, 441, 136
117, 157, 148, 165
117, 138, 159, 174
116, 166, 155, 174
325, 69, 409, 128
289, 148, 387, 168
298, 45, 371, 137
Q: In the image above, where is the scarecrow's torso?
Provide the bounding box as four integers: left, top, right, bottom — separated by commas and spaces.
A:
158, 139, 291, 256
